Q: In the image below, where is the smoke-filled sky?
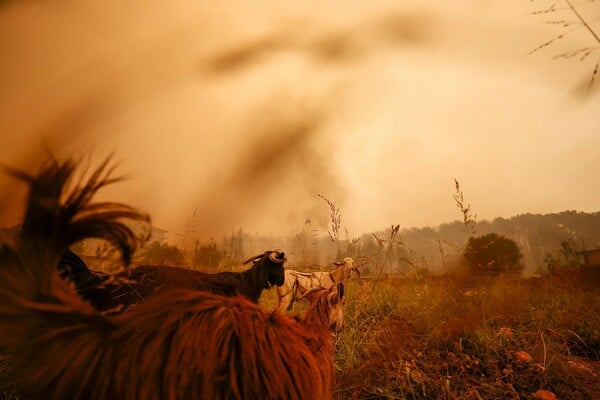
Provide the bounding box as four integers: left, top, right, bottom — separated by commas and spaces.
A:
0, 0, 599, 241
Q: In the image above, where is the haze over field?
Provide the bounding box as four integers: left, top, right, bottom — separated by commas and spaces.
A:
1, 0, 598, 240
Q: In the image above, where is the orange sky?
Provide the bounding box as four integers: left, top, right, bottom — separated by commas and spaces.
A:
0, 0, 599, 241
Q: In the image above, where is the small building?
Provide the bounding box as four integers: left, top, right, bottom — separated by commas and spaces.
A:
578, 248, 600, 268
149, 226, 169, 244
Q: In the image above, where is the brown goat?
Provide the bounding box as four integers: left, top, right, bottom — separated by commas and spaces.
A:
0, 286, 344, 399
0, 157, 344, 400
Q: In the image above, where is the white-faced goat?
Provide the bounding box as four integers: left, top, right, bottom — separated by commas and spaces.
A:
0, 157, 345, 400
276, 256, 359, 312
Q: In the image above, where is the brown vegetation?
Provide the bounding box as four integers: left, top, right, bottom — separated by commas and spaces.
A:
333, 270, 600, 399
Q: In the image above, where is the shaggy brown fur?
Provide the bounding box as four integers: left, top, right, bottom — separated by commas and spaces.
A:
0, 287, 341, 400
0, 157, 342, 400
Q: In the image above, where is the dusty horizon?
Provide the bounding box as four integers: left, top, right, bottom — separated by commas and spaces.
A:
1, 0, 599, 242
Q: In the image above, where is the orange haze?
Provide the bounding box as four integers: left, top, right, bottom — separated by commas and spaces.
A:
1, 0, 599, 241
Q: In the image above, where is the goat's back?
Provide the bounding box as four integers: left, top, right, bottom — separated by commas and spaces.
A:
4, 288, 335, 400
87, 265, 248, 312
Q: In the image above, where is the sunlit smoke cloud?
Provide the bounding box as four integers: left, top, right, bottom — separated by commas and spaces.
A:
1, 1, 598, 244
180, 103, 347, 242
0, 94, 117, 226
201, 11, 434, 76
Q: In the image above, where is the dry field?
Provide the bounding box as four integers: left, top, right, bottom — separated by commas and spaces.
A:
330, 269, 600, 399
2, 266, 599, 400
260, 267, 600, 399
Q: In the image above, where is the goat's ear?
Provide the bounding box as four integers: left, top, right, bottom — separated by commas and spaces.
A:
333, 261, 343, 266
337, 282, 345, 300
327, 282, 344, 305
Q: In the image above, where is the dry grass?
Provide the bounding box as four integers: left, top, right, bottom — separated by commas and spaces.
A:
333, 268, 600, 399
530, 0, 600, 90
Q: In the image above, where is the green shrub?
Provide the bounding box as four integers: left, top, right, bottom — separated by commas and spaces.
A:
463, 233, 523, 276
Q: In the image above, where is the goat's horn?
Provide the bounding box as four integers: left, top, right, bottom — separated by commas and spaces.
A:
269, 250, 286, 264
242, 252, 267, 265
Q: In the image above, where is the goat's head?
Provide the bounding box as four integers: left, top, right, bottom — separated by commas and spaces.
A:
333, 257, 360, 279
299, 282, 346, 332
243, 249, 286, 289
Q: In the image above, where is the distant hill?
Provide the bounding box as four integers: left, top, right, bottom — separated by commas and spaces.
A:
387, 210, 600, 274
185, 210, 600, 275
4, 210, 598, 275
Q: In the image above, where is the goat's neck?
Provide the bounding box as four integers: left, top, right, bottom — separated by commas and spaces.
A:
302, 298, 330, 335
329, 266, 345, 283
239, 264, 265, 302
